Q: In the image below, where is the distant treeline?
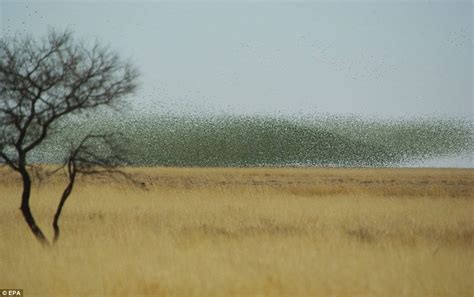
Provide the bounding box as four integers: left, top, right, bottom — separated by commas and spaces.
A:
31, 111, 473, 167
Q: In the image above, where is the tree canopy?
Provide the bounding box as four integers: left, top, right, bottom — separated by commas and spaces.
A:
0, 30, 139, 245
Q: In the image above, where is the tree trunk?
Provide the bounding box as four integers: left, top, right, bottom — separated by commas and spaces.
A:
19, 167, 50, 246
52, 179, 74, 243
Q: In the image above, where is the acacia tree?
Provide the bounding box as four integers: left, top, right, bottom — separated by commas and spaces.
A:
0, 30, 139, 246
52, 133, 136, 244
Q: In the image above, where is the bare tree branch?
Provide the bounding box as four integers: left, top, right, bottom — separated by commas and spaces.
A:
52, 133, 143, 243
0, 30, 139, 246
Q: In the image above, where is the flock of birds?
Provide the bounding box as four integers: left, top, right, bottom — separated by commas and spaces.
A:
2, 3, 472, 114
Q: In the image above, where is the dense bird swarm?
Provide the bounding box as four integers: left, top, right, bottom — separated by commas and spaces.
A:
31, 111, 473, 167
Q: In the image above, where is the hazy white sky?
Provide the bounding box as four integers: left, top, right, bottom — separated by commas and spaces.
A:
1, 0, 473, 117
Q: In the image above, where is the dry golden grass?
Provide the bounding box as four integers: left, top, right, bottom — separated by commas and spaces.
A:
0, 167, 473, 297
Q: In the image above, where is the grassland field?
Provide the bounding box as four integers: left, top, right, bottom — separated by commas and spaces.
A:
0, 167, 473, 297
